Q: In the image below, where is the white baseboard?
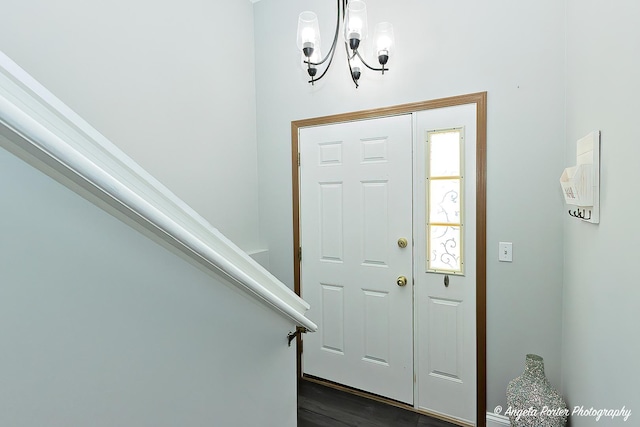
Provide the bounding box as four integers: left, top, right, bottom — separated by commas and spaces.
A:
486, 412, 510, 427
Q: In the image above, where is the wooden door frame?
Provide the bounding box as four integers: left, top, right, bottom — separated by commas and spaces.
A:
291, 92, 487, 427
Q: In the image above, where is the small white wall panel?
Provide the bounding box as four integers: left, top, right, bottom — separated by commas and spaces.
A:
321, 284, 345, 354
362, 181, 389, 266
320, 183, 343, 262
363, 290, 390, 365
560, 130, 600, 223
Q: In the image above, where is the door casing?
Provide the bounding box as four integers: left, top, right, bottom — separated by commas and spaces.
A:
291, 92, 487, 427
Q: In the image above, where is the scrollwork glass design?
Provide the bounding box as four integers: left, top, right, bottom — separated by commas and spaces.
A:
429, 225, 461, 271
429, 179, 460, 223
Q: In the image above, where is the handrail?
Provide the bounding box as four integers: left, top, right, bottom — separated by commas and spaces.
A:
0, 51, 317, 332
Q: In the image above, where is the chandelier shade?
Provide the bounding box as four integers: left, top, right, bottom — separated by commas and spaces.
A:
373, 22, 394, 65
344, 0, 368, 49
297, 11, 321, 56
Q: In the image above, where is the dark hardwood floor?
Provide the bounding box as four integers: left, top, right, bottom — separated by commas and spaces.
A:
297, 380, 459, 427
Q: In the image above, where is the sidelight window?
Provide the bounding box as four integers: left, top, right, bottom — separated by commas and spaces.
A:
426, 128, 464, 274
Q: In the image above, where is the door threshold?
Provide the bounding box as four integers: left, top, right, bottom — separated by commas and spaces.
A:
301, 375, 473, 427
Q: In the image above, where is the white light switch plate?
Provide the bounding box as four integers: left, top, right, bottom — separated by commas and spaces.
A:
499, 242, 513, 262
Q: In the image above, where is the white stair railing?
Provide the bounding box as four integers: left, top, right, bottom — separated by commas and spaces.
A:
0, 51, 317, 333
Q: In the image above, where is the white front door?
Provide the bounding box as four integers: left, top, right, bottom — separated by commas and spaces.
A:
414, 104, 477, 423
297, 103, 479, 423
299, 114, 414, 404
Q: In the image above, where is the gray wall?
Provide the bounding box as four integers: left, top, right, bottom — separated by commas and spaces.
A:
254, 0, 566, 414
0, 143, 297, 427
563, 1, 640, 423
5, 0, 635, 421
0, 0, 261, 251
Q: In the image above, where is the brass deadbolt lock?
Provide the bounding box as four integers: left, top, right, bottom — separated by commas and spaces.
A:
397, 238, 408, 248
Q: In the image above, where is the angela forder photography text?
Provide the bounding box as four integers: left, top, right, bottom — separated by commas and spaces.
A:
495, 405, 632, 422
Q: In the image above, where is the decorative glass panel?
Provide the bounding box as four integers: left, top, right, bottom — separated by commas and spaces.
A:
428, 226, 461, 271
426, 128, 464, 274
429, 131, 461, 177
429, 179, 461, 224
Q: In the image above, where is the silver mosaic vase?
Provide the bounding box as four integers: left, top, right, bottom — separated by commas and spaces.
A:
506, 354, 568, 427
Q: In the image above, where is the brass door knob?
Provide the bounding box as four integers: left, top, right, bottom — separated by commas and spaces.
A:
397, 238, 408, 248
396, 276, 408, 287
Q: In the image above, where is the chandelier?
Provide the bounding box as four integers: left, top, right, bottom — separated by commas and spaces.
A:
296, 0, 395, 88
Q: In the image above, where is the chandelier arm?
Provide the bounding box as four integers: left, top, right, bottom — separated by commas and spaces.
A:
308, 40, 338, 84
345, 42, 360, 88
306, 0, 342, 83
307, 0, 341, 67
305, 33, 337, 67
354, 49, 388, 72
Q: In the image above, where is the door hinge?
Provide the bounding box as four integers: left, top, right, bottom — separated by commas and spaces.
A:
298, 246, 302, 262
298, 152, 301, 166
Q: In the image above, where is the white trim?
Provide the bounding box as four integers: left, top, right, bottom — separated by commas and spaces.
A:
486, 412, 511, 426
0, 51, 317, 333
411, 111, 420, 411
